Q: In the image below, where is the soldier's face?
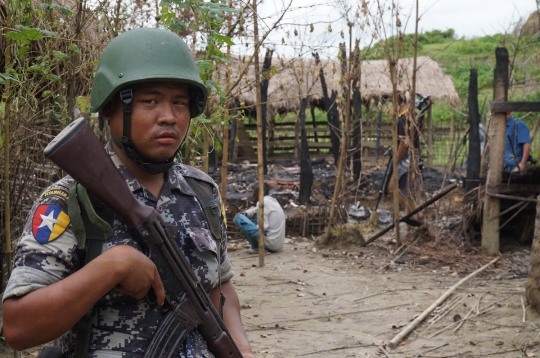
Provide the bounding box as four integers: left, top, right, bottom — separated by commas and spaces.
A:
106, 81, 191, 162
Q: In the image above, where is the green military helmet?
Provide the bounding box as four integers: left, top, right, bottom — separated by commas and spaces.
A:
90, 27, 207, 117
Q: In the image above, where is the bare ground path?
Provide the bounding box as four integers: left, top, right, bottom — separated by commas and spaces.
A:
229, 238, 539, 358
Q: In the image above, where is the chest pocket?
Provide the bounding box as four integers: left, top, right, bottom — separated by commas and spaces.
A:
187, 227, 217, 254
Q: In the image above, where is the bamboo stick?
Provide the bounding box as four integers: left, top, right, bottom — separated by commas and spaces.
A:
363, 183, 458, 247
487, 192, 539, 204
252, 0, 265, 267
388, 256, 500, 348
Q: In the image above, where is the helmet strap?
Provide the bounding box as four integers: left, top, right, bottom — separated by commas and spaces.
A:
119, 88, 133, 148
113, 87, 179, 174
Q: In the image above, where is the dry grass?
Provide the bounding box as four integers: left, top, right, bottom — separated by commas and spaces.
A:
315, 223, 365, 249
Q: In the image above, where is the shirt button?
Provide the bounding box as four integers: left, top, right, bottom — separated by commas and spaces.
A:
157, 206, 163, 213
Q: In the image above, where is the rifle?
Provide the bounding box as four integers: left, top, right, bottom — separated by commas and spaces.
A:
44, 118, 242, 358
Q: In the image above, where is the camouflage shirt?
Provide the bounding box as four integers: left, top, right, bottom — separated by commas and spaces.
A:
3, 142, 233, 358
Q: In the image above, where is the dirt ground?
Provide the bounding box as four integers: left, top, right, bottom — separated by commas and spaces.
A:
0, 230, 537, 358
229, 235, 538, 358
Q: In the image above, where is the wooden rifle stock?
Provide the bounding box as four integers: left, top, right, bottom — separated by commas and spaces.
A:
44, 118, 242, 358
44, 118, 152, 228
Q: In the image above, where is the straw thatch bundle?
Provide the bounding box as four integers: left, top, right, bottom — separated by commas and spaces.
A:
223, 55, 459, 117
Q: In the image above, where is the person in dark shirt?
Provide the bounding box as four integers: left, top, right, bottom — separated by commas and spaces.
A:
387, 97, 430, 219
504, 112, 532, 172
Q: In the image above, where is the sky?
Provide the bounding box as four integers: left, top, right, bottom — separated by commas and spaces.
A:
402, 0, 536, 38
238, 0, 538, 58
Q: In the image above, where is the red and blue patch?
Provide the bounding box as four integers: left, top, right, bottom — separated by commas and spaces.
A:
32, 205, 70, 244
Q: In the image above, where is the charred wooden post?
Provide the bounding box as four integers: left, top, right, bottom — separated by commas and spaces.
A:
466, 68, 481, 195
299, 98, 313, 205
352, 41, 362, 181
376, 103, 382, 161
253, 0, 265, 266
313, 52, 341, 163
310, 106, 319, 143
261, 48, 273, 175
228, 98, 239, 163
482, 47, 509, 254
426, 106, 433, 167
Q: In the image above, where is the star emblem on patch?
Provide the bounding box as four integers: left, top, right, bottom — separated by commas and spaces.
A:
32, 205, 70, 244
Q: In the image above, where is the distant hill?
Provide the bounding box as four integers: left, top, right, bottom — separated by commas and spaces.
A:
363, 25, 540, 109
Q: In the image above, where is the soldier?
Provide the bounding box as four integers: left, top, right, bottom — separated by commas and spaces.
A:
3, 28, 254, 358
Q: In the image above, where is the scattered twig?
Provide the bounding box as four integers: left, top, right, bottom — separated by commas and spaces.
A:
427, 305, 497, 339
388, 256, 500, 348
246, 303, 410, 330
428, 296, 460, 324
394, 237, 420, 260
427, 296, 465, 329
453, 305, 475, 332
521, 295, 526, 323
488, 199, 527, 222
413, 342, 449, 358
353, 289, 396, 303
379, 345, 392, 357
497, 198, 531, 232
295, 343, 369, 356
476, 294, 482, 314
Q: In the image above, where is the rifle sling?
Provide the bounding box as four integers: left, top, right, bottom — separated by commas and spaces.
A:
183, 177, 221, 241
183, 177, 227, 317
68, 182, 114, 358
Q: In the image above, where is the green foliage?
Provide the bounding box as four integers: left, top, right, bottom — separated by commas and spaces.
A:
37, 3, 72, 15
159, 0, 238, 163
363, 29, 456, 60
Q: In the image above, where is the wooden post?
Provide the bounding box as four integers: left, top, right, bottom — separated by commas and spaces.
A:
220, 0, 233, 204
252, 0, 264, 267
482, 47, 509, 254
427, 107, 433, 168
466, 68, 481, 195
228, 98, 239, 163
299, 98, 313, 204
389, 60, 401, 247
261, 49, 273, 174
376, 104, 382, 162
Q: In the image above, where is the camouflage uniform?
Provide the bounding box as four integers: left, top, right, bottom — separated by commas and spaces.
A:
3, 142, 233, 358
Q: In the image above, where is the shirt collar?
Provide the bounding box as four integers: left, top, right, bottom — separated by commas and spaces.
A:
507, 116, 516, 128
105, 142, 196, 197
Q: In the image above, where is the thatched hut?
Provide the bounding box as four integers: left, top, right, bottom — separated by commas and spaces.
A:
224, 55, 459, 118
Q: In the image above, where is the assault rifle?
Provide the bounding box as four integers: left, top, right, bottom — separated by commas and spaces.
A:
44, 118, 242, 358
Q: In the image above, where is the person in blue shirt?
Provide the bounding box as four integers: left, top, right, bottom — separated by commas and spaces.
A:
504, 112, 532, 172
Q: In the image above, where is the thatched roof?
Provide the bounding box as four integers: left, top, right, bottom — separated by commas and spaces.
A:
224, 55, 459, 116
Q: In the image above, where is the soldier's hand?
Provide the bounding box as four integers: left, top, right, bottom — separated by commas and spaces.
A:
104, 245, 166, 305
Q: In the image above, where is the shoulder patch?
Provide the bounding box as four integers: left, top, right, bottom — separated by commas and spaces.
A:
32, 204, 70, 244
38, 188, 69, 202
